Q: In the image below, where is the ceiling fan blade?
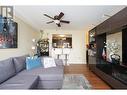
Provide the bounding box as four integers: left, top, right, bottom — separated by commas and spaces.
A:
46, 21, 54, 24
57, 23, 61, 27
60, 20, 70, 24
58, 12, 64, 20
44, 14, 54, 20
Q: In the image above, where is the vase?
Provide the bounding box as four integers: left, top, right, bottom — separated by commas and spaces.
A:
109, 52, 114, 62
111, 54, 120, 64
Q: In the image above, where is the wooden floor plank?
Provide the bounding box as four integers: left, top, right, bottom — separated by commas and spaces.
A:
64, 64, 111, 89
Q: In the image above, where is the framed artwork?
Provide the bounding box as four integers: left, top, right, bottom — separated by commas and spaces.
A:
0, 16, 18, 49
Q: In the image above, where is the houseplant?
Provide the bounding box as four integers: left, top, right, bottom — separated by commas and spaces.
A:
37, 30, 49, 56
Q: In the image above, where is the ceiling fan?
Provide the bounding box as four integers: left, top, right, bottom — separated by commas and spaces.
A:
44, 12, 70, 27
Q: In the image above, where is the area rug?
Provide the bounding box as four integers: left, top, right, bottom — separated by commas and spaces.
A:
62, 74, 92, 89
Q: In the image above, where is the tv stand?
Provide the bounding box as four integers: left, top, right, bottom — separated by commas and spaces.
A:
93, 66, 127, 89
91, 59, 127, 89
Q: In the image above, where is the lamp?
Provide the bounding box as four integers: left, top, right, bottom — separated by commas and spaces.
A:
54, 20, 60, 24
31, 38, 37, 56
31, 46, 35, 50
32, 38, 36, 43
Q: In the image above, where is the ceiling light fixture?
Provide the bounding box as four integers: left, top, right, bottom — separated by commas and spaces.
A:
54, 20, 60, 24
103, 14, 111, 18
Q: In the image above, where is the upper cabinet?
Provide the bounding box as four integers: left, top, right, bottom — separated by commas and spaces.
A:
96, 7, 127, 35
96, 19, 110, 35
109, 7, 127, 31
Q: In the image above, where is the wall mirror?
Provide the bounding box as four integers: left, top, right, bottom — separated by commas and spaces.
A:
52, 34, 72, 48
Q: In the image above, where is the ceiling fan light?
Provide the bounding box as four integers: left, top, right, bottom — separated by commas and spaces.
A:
54, 20, 60, 24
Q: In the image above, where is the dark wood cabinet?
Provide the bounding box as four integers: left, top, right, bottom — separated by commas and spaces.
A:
96, 20, 110, 35
94, 67, 127, 89
96, 7, 127, 35
88, 7, 127, 89
122, 28, 127, 66
96, 33, 106, 59
109, 7, 127, 32
88, 28, 97, 72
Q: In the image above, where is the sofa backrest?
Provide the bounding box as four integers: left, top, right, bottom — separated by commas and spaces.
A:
0, 58, 16, 84
13, 55, 29, 73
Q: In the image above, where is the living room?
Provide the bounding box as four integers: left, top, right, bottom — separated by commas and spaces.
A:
1, 0, 127, 94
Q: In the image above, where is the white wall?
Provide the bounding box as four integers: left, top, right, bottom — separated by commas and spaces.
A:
106, 32, 122, 61
43, 29, 86, 64
0, 17, 39, 61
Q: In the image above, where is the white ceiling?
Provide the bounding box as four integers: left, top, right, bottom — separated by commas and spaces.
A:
14, 6, 126, 31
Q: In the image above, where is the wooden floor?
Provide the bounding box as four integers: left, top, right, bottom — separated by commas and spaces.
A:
64, 64, 111, 89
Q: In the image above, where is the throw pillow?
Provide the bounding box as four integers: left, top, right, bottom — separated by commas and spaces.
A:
43, 57, 56, 68
26, 56, 42, 70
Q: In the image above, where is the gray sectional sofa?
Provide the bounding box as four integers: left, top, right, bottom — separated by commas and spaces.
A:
0, 55, 64, 89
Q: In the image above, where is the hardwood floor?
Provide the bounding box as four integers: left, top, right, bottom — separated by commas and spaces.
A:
64, 64, 111, 89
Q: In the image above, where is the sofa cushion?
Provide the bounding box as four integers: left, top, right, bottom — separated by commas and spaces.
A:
0, 75, 39, 89
26, 57, 42, 70
13, 55, 28, 73
0, 58, 16, 84
18, 66, 64, 81
43, 57, 56, 68
38, 80, 63, 89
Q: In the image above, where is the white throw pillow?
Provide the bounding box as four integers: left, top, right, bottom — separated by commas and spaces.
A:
43, 57, 56, 68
